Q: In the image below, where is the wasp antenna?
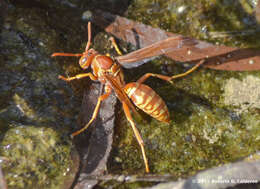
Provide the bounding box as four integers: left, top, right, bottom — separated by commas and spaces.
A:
85, 22, 92, 51
51, 53, 83, 57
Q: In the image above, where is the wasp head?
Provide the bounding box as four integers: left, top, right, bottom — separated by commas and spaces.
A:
79, 49, 97, 69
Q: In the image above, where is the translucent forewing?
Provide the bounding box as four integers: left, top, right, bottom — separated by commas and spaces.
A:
115, 36, 197, 68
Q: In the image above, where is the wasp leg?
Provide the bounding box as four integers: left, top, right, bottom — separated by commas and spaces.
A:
171, 59, 205, 80
71, 92, 111, 137
136, 59, 205, 84
122, 102, 150, 173
109, 37, 123, 56
59, 73, 98, 82
137, 73, 172, 84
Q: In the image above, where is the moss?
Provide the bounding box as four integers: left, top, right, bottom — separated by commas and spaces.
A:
128, 0, 260, 47
0, 125, 74, 189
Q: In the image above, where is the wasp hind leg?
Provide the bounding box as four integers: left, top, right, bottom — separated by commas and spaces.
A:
136, 59, 205, 84
171, 59, 205, 80
122, 102, 150, 173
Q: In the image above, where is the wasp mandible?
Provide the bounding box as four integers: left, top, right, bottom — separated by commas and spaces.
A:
52, 22, 204, 173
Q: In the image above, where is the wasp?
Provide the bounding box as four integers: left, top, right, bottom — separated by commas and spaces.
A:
52, 22, 204, 173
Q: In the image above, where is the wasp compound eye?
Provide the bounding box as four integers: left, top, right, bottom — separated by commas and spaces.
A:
79, 56, 89, 69
81, 57, 87, 63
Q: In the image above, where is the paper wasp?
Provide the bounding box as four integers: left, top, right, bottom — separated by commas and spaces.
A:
52, 22, 204, 173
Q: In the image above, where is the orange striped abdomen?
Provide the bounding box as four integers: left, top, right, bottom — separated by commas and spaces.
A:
124, 82, 170, 123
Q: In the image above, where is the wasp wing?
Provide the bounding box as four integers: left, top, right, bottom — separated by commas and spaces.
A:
115, 36, 198, 69
104, 74, 140, 117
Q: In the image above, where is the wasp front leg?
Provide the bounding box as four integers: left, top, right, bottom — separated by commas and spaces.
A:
59, 73, 98, 82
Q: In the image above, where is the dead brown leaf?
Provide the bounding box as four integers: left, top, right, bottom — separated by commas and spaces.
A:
92, 10, 260, 71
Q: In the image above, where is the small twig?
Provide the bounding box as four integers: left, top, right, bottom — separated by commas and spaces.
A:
81, 174, 176, 183
208, 29, 258, 38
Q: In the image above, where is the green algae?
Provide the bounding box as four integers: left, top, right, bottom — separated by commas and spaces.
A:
128, 0, 260, 47
0, 125, 74, 189
0, 2, 81, 188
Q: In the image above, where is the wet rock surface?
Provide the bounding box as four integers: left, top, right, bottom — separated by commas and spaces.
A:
0, 0, 259, 189
0, 1, 82, 188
